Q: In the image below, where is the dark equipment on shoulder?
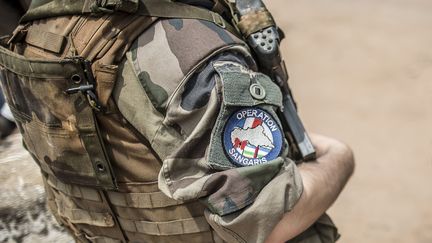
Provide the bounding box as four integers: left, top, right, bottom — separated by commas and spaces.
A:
223, 0, 316, 161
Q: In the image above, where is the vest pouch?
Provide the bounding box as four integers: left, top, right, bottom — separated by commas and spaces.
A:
0, 46, 117, 189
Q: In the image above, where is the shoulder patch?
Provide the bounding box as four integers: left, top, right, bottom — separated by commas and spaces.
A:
223, 108, 283, 166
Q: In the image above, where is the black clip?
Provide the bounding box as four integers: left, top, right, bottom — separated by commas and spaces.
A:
65, 57, 103, 112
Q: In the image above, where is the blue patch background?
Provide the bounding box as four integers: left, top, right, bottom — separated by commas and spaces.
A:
223, 108, 283, 166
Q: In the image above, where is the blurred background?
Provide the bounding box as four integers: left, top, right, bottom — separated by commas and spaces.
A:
269, 0, 432, 242
0, 0, 431, 242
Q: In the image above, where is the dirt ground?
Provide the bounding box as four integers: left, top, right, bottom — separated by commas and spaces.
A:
0, 0, 431, 242
268, 0, 432, 242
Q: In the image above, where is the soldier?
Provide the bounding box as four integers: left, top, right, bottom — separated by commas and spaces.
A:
0, 0, 354, 242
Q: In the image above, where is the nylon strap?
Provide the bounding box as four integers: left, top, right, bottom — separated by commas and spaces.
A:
73, 91, 118, 190
107, 191, 183, 209
21, 0, 240, 38
118, 216, 210, 235
22, 0, 139, 22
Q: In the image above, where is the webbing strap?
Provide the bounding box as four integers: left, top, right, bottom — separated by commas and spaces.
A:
107, 191, 183, 209
47, 175, 102, 202
75, 97, 118, 189
46, 174, 183, 209
21, 0, 240, 38
55, 198, 115, 227
118, 216, 210, 236
21, 0, 139, 22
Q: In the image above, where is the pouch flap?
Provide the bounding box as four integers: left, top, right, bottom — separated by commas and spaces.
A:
213, 61, 282, 107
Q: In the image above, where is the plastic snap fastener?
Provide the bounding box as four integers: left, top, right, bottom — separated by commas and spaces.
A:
250, 83, 266, 100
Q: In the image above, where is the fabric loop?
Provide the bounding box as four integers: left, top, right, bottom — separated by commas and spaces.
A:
118, 216, 210, 236
108, 191, 183, 209
21, 0, 240, 38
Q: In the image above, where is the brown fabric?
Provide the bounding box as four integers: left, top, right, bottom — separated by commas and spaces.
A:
237, 10, 274, 37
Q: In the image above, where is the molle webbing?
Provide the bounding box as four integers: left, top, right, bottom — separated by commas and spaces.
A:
21, 0, 240, 38
117, 216, 210, 236
47, 175, 184, 209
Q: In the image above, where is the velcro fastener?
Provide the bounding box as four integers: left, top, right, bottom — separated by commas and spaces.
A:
26, 27, 66, 54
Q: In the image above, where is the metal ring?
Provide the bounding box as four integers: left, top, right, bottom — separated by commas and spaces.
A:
71, 74, 82, 84
249, 83, 266, 100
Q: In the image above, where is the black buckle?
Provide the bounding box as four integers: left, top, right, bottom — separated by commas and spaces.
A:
65, 57, 103, 112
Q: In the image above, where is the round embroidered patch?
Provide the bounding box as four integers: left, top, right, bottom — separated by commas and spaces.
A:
223, 108, 283, 167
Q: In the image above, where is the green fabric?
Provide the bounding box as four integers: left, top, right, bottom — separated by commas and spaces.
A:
208, 61, 284, 170
76, 106, 118, 189
221, 71, 283, 107
22, 0, 139, 22
137, 71, 168, 114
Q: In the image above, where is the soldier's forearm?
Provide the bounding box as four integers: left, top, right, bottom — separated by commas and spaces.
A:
265, 134, 355, 242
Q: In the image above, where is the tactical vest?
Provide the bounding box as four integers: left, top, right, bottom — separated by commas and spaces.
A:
0, 1, 243, 242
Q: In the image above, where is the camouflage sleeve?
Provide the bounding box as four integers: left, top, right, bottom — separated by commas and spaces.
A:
161, 54, 303, 242
114, 49, 304, 242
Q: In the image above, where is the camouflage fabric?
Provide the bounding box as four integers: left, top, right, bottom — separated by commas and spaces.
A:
114, 18, 304, 242
0, 1, 340, 241
1, 13, 236, 242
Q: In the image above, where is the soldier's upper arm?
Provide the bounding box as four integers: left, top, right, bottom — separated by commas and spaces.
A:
114, 54, 304, 242
112, 18, 304, 242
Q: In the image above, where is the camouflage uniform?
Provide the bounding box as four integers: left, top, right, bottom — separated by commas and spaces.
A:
0, 0, 338, 242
